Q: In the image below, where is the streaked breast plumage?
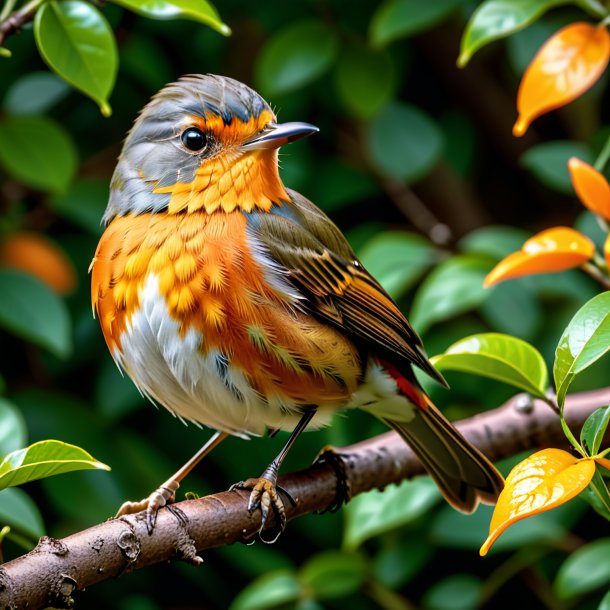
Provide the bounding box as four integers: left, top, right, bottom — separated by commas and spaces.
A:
91, 210, 365, 435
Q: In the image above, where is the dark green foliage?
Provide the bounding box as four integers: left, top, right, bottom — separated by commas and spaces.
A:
1, 0, 610, 608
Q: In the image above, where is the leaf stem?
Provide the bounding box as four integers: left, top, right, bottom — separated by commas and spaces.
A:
575, 0, 609, 19
539, 393, 561, 416
594, 129, 610, 172
0, 0, 45, 47
0, 0, 17, 24
581, 262, 610, 290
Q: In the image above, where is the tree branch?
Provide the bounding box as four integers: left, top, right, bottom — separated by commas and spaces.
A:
0, 0, 42, 48
1, 388, 609, 609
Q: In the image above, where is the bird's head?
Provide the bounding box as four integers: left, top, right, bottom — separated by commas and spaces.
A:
104, 74, 318, 224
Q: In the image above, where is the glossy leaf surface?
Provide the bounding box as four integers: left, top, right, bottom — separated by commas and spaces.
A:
0, 440, 109, 490
568, 157, 610, 220
581, 406, 610, 455
554, 292, 610, 408
514, 23, 610, 136
109, 0, 229, 34
34, 0, 118, 115
484, 227, 595, 286
431, 333, 548, 398
480, 449, 595, 555
459, 0, 571, 68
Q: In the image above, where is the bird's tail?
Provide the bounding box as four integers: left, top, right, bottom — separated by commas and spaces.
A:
379, 365, 504, 512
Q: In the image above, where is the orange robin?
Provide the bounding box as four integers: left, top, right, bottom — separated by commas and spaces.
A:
91, 74, 503, 539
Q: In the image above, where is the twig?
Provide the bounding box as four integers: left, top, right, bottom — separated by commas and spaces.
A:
1, 387, 609, 609
0, 0, 43, 47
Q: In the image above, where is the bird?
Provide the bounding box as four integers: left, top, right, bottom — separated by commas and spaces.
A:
90, 74, 504, 540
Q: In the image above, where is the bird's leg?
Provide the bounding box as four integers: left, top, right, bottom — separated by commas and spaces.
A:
237, 408, 316, 543
117, 430, 229, 533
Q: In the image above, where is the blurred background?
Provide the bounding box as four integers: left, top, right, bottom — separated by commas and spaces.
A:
1, 0, 609, 608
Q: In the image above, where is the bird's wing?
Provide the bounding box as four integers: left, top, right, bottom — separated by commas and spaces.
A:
246, 189, 446, 387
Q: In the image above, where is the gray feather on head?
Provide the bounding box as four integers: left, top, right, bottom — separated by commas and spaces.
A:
104, 74, 273, 224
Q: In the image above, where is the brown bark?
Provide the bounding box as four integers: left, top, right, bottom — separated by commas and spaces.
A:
1, 388, 609, 609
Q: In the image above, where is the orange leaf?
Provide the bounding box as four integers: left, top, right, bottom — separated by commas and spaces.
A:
595, 456, 610, 471
484, 227, 595, 287
568, 157, 610, 221
0, 232, 77, 295
480, 449, 595, 556
513, 23, 610, 137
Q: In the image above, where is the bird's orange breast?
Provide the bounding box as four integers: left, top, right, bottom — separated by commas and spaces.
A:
91, 211, 362, 410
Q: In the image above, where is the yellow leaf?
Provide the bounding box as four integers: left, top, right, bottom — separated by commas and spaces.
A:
604, 234, 610, 270
514, 23, 610, 137
480, 449, 595, 556
568, 157, 610, 221
484, 227, 595, 287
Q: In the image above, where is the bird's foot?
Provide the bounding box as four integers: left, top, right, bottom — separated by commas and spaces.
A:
232, 473, 296, 543
115, 480, 180, 534
313, 446, 351, 513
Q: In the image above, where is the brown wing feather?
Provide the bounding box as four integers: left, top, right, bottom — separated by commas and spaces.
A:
247, 190, 447, 387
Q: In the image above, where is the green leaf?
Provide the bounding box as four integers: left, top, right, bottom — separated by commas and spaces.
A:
373, 539, 432, 589
458, 0, 572, 68
298, 551, 367, 600
410, 255, 490, 333
307, 159, 378, 214
520, 141, 595, 194
554, 292, 610, 408
343, 478, 441, 550
599, 589, 610, 610
0, 270, 71, 358
229, 570, 302, 610
423, 574, 482, 610
2, 71, 70, 115
0, 440, 109, 491
50, 179, 108, 234
34, 0, 118, 116
0, 398, 27, 457
334, 46, 396, 119
431, 333, 548, 397
0, 487, 45, 543
358, 231, 438, 300
459, 225, 530, 260
368, 102, 444, 182
255, 20, 339, 96
108, 0, 230, 35
581, 471, 610, 522
480, 281, 542, 340
370, 0, 465, 47
581, 406, 610, 455
554, 539, 610, 599
0, 115, 77, 194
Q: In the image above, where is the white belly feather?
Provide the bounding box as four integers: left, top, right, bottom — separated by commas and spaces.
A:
116, 274, 411, 437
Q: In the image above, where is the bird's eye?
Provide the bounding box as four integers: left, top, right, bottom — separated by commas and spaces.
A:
181, 127, 208, 153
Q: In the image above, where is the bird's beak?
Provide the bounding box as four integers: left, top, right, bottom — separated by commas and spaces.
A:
241, 121, 319, 151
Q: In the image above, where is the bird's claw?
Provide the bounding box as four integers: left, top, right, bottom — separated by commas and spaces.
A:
233, 477, 294, 543
116, 481, 180, 534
